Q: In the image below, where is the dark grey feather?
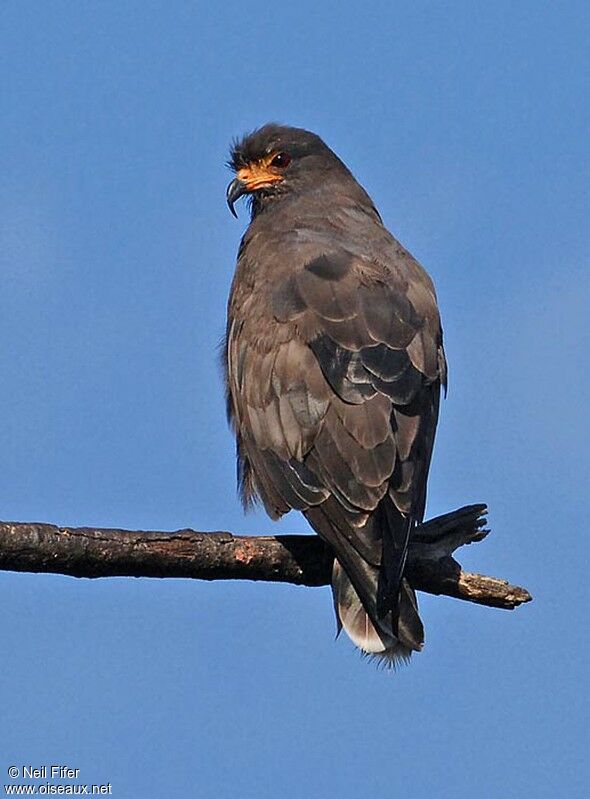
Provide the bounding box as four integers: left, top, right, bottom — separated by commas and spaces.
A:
224, 126, 447, 658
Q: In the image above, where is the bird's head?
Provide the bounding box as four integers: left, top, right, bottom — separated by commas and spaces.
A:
226, 124, 345, 218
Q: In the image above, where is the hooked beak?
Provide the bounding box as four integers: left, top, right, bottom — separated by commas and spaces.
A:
226, 177, 247, 218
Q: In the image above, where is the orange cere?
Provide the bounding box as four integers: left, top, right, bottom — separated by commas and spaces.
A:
237, 154, 285, 191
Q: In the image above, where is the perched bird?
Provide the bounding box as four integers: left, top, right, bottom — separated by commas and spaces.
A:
224, 124, 446, 665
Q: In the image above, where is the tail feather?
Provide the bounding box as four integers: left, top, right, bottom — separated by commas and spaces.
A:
306, 499, 425, 667
332, 559, 424, 666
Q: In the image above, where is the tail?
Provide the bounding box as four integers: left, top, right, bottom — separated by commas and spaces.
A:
305, 498, 424, 666
332, 559, 424, 667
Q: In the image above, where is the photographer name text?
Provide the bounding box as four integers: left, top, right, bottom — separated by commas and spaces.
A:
12, 768, 80, 780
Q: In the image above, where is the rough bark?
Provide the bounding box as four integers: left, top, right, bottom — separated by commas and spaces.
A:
0, 504, 531, 610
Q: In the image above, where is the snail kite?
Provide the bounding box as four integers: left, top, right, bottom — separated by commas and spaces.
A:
224, 124, 446, 664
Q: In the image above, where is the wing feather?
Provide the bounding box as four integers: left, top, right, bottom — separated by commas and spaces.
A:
226, 246, 445, 630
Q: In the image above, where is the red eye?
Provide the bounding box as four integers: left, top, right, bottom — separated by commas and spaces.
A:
270, 151, 291, 168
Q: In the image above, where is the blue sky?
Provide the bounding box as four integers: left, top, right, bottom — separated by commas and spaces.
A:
1, 2, 588, 797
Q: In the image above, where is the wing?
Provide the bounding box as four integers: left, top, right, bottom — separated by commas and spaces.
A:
226, 247, 445, 618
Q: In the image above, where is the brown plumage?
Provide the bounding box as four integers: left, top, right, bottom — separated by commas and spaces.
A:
224, 124, 446, 665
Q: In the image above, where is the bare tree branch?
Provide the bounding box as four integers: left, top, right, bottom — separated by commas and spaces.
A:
0, 504, 531, 610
